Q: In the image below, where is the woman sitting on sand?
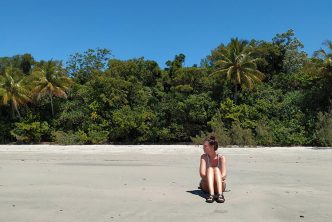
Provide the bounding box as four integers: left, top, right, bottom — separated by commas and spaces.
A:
199, 136, 227, 203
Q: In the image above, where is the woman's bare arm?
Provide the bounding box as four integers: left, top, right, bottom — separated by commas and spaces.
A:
199, 154, 207, 178
220, 155, 227, 179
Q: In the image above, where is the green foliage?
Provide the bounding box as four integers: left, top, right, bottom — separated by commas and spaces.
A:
87, 129, 109, 144
67, 48, 111, 83
29, 60, 73, 116
190, 131, 209, 145
0, 66, 31, 119
217, 98, 258, 129
208, 111, 231, 146
0, 54, 35, 74
0, 120, 13, 144
108, 58, 161, 87
255, 120, 273, 146
229, 121, 256, 146
1, 33, 332, 146
165, 54, 186, 79
10, 114, 49, 143
51, 130, 88, 145
110, 106, 158, 143
209, 38, 265, 103
183, 93, 217, 124
272, 29, 307, 73
314, 109, 332, 146
191, 110, 231, 146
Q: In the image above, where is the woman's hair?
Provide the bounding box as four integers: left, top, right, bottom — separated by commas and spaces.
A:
204, 135, 219, 151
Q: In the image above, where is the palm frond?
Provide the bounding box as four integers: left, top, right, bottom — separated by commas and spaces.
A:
210, 68, 229, 77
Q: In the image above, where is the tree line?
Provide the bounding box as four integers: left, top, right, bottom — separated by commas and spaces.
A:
1, 29, 331, 146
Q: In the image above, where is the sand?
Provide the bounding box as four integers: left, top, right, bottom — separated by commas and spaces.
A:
0, 145, 331, 222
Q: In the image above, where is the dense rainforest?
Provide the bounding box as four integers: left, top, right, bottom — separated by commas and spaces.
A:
1, 29, 332, 146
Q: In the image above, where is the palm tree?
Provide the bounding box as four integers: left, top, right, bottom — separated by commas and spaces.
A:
211, 38, 264, 104
30, 61, 72, 116
0, 66, 31, 119
313, 40, 332, 73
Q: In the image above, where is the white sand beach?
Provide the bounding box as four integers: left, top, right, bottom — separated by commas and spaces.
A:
0, 145, 331, 222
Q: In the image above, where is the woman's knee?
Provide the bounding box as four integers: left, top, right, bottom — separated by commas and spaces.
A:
213, 167, 222, 177
206, 167, 214, 177
207, 166, 214, 173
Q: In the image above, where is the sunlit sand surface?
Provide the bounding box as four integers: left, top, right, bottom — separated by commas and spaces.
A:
0, 145, 331, 221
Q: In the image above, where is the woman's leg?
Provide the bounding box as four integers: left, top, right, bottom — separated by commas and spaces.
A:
201, 177, 221, 193
200, 178, 208, 192
206, 166, 215, 195
213, 167, 223, 194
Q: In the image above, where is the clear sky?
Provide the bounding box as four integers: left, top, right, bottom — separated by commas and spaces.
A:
1, 0, 331, 67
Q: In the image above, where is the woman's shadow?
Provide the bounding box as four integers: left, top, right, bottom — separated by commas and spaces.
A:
187, 186, 231, 199
186, 186, 209, 199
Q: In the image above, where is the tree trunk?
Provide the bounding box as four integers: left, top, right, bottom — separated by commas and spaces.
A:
50, 93, 54, 117
234, 83, 238, 104
11, 101, 21, 119
15, 106, 21, 119
11, 103, 15, 119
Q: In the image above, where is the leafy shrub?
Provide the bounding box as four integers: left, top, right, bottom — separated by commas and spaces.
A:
51, 130, 88, 145
314, 110, 332, 146
269, 119, 308, 146
191, 111, 231, 146
255, 120, 274, 146
191, 130, 208, 145
229, 121, 256, 146
10, 121, 49, 143
88, 130, 109, 144
0, 120, 13, 144
218, 98, 257, 129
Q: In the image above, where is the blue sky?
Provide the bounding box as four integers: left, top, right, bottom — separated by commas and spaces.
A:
1, 0, 331, 67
